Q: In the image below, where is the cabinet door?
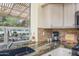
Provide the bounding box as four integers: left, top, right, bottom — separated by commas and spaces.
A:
51, 4, 63, 28
42, 4, 52, 28
42, 4, 63, 28
38, 6, 44, 28
64, 4, 75, 28
76, 3, 79, 11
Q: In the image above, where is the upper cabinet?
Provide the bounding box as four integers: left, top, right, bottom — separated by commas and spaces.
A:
38, 5, 44, 28
41, 4, 63, 28
38, 4, 51, 28
76, 4, 79, 11
38, 3, 76, 28
42, 4, 52, 28
64, 4, 76, 28
51, 4, 63, 28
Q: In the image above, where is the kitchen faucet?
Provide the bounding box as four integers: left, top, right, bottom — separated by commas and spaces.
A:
7, 42, 13, 49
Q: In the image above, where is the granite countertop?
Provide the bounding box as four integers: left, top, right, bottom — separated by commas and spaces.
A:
42, 47, 72, 56
24, 42, 61, 56
25, 42, 64, 56
25, 41, 73, 56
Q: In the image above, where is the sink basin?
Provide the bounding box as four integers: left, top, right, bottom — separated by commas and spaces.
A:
0, 47, 35, 56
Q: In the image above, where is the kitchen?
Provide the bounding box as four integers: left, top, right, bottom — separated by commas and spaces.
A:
37, 3, 79, 56
0, 3, 79, 56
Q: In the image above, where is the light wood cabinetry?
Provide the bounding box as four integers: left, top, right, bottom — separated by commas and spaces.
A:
42, 4, 63, 28
64, 4, 75, 28
38, 5, 45, 28
76, 3, 79, 11
38, 3, 76, 28
51, 4, 63, 28
42, 4, 52, 28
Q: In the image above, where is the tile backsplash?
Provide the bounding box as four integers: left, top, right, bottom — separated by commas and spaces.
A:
38, 28, 79, 46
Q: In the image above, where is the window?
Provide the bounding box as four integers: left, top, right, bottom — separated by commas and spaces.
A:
8, 28, 30, 42
0, 28, 4, 43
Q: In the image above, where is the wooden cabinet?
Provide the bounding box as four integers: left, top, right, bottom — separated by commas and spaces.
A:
64, 4, 75, 28
42, 4, 52, 28
76, 3, 79, 11
42, 4, 63, 28
38, 3, 76, 28
51, 4, 63, 28
38, 5, 45, 28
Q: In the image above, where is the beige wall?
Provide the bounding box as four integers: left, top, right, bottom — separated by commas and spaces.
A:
30, 3, 44, 43
31, 3, 38, 42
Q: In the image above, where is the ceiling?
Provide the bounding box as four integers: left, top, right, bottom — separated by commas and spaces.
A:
0, 3, 30, 20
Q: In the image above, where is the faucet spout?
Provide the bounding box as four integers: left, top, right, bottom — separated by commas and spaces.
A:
7, 42, 13, 49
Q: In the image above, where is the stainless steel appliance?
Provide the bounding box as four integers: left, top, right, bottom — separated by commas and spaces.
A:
52, 31, 60, 42
52, 31, 60, 48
